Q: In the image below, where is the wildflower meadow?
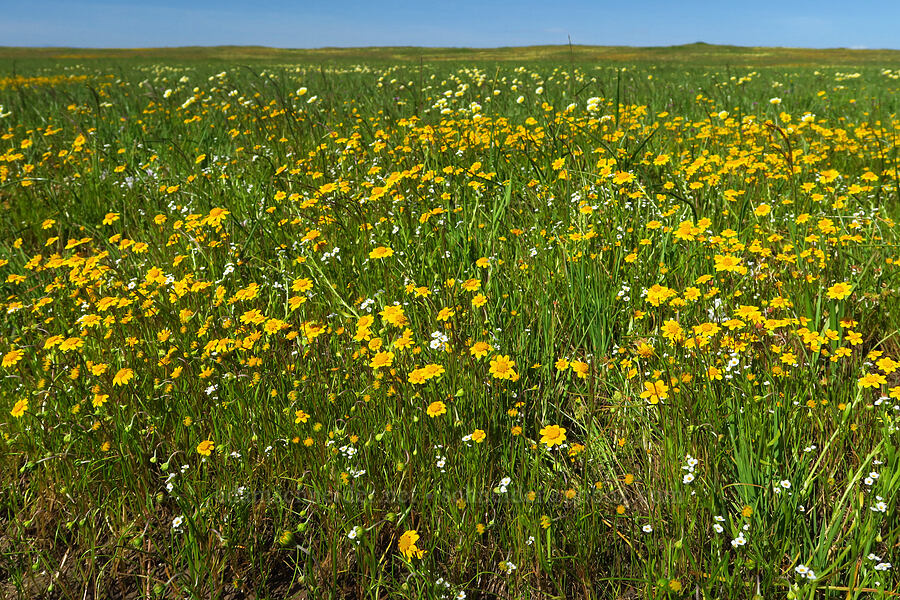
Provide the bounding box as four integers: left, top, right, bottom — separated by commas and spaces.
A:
1, 47, 900, 598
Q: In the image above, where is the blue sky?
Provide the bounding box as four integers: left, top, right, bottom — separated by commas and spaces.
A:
3, 0, 899, 49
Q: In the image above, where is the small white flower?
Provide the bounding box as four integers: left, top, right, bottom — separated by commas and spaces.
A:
642, 524, 653, 533
780, 480, 792, 489
713, 523, 724, 533
795, 564, 809, 576
875, 562, 892, 571
172, 515, 185, 530
683, 473, 695, 484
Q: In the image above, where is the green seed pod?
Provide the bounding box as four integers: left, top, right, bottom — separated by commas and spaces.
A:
278, 530, 294, 546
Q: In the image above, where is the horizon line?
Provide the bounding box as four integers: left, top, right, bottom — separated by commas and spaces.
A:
2, 42, 898, 52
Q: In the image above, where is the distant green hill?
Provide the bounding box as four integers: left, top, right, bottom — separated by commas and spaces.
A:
1, 43, 899, 65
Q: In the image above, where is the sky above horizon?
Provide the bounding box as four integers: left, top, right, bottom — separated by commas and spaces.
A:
4, 0, 900, 50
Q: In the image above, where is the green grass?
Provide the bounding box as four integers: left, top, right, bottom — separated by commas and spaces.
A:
0, 51, 899, 599
2, 42, 900, 65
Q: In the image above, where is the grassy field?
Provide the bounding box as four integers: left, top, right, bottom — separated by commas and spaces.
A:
1, 47, 900, 599
2, 43, 900, 65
